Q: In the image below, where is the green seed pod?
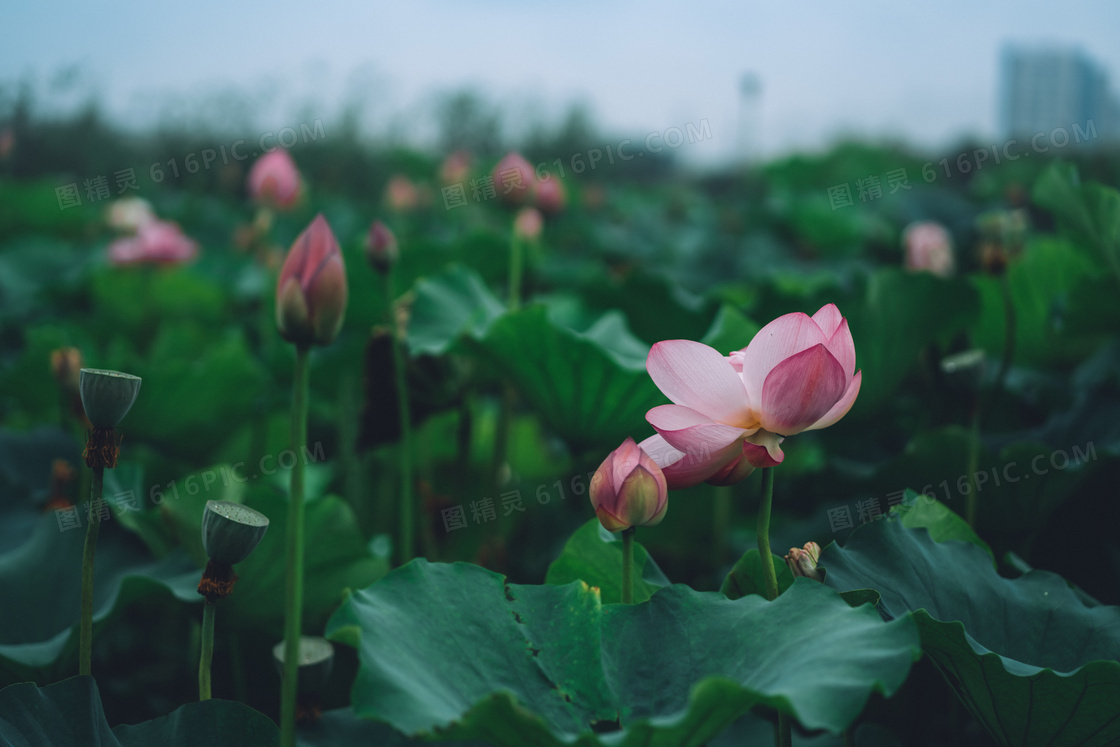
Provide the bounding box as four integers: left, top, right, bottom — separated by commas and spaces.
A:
273, 636, 334, 695
79, 369, 141, 428
201, 501, 269, 566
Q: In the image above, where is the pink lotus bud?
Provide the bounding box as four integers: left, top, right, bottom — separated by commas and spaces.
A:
439, 150, 472, 185
902, 221, 955, 278
492, 152, 535, 205
513, 208, 542, 242
365, 220, 398, 273
276, 214, 348, 347
108, 220, 198, 266
534, 177, 566, 215
385, 175, 419, 213
247, 149, 301, 210
589, 437, 668, 532
106, 197, 156, 233
784, 541, 823, 582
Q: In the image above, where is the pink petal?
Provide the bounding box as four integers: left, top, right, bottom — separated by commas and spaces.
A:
825, 318, 856, 377
705, 451, 756, 485
647, 340, 753, 426
804, 370, 862, 431
611, 437, 642, 494
739, 313, 828, 403
811, 304, 844, 336
637, 433, 743, 489
646, 404, 749, 456
743, 430, 785, 467
759, 344, 847, 434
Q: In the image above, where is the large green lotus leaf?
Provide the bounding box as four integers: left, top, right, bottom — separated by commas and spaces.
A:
720, 549, 794, 600
0, 675, 277, 746
406, 264, 506, 356
579, 268, 716, 346
890, 489, 992, 558
0, 515, 198, 684
472, 306, 666, 452
820, 516, 1120, 747
699, 304, 762, 356
298, 708, 488, 746
0, 427, 81, 554
1032, 162, 1120, 266
545, 518, 670, 604
326, 560, 920, 745
846, 270, 979, 415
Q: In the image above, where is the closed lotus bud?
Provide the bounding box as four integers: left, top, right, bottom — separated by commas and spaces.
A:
589, 437, 668, 532
535, 177, 566, 215
513, 208, 542, 242
51, 348, 83, 391
202, 500, 270, 566
439, 150, 471, 185
492, 152, 535, 205
79, 369, 141, 428
784, 541, 823, 582
365, 220, 398, 273
273, 636, 334, 695
385, 175, 419, 213
248, 149, 301, 210
276, 214, 348, 347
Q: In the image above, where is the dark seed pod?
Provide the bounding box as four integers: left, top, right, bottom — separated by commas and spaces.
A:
273, 637, 334, 695
79, 369, 141, 428
201, 500, 269, 566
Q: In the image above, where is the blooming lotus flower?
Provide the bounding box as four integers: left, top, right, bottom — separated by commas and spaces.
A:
785, 541, 823, 582
535, 177, 566, 215
902, 221, 955, 278
492, 152, 535, 205
644, 304, 860, 487
276, 214, 348, 347
106, 197, 156, 233
589, 438, 668, 532
365, 220, 398, 273
248, 149, 301, 209
108, 220, 198, 265
513, 207, 542, 241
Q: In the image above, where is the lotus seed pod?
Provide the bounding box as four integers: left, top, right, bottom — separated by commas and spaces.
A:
273, 636, 334, 695
201, 501, 270, 566
79, 369, 141, 428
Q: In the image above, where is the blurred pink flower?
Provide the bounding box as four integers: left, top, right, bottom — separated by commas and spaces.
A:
247, 149, 301, 209
535, 177, 567, 215
902, 221, 955, 278
642, 304, 861, 487
439, 150, 472, 185
365, 220, 398, 273
492, 152, 535, 205
276, 214, 348, 347
106, 197, 156, 233
513, 207, 542, 241
385, 175, 420, 212
108, 220, 198, 266
589, 437, 668, 532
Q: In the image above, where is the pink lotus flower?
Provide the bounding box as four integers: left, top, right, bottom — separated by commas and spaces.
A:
513, 207, 542, 241
492, 152, 535, 205
643, 304, 861, 487
276, 214, 348, 347
589, 437, 668, 532
902, 221, 955, 278
107, 220, 198, 266
247, 149, 301, 209
106, 197, 156, 233
535, 177, 566, 215
385, 175, 420, 212
439, 150, 472, 185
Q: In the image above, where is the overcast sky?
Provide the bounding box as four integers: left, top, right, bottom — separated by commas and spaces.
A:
3, 1, 1119, 163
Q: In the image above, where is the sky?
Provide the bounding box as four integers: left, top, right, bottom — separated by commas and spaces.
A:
3, 0, 1120, 165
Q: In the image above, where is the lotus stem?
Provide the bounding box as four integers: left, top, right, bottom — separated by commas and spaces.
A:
508, 232, 523, 312
966, 403, 981, 528
713, 484, 731, 566
996, 274, 1015, 388
79, 465, 103, 676
383, 271, 415, 565
757, 467, 779, 601
199, 601, 216, 700
280, 344, 310, 747
621, 528, 635, 604
778, 712, 792, 747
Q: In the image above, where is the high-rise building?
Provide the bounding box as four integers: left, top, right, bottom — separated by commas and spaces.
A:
1000, 45, 1118, 143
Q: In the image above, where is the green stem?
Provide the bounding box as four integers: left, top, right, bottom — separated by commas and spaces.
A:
199, 601, 215, 700
843, 725, 855, 747
79, 466, 104, 676
280, 344, 310, 747
385, 271, 414, 565
995, 274, 1016, 389
966, 400, 981, 528
492, 384, 514, 490
508, 233, 523, 312
713, 484, 731, 567
756, 467, 779, 601
621, 528, 635, 604
777, 711, 792, 747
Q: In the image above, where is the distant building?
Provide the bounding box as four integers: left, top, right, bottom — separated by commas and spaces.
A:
1000, 45, 1119, 144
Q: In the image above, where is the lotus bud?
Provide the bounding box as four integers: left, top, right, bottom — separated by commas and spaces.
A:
589, 437, 668, 532
785, 541, 823, 582
79, 369, 141, 429
513, 208, 543, 242
202, 500, 270, 566
276, 214, 348, 347
248, 149, 301, 210
385, 175, 419, 212
535, 176, 567, 215
492, 152, 535, 205
365, 220, 398, 274
439, 150, 471, 185
273, 636, 334, 697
